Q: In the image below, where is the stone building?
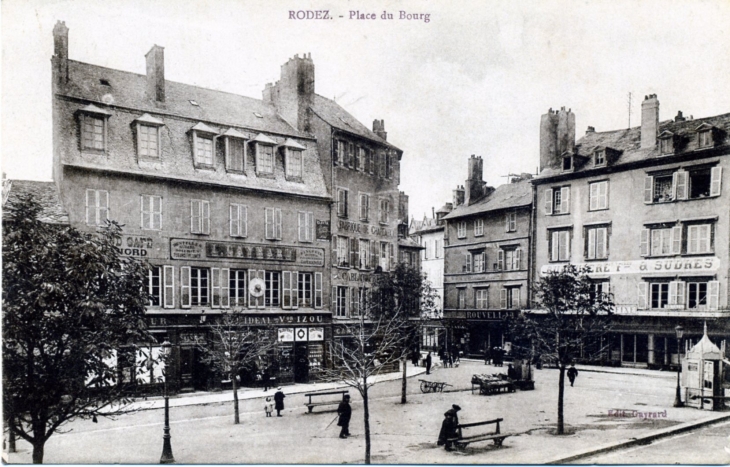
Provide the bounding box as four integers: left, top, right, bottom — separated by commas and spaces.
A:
442, 156, 533, 357
51, 22, 333, 390
532, 98, 730, 368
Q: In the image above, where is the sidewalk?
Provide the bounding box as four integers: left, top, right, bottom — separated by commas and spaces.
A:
461, 358, 676, 379
127, 364, 428, 411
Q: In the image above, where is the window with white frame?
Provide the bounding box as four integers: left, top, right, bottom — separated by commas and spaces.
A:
457, 221, 467, 239
594, 150, 606, 167
698, 130, 713, 148
256, 143, 274, 174
687, 281, 707, 309
585, 225, 609, 260
498, 248, 522, 271
506, 212, 517, 232
229, 269, 246, 307
337, 188, 349, 218
359, 239, 370, 269
140, 195, 162, 230
379, 242, 394, 271
190, 267, 210, 306
194, 134, 214, 166
473, 251, 485, 273
79, 106, 111, 151
549, 230, 571, 262
474, 219, 484, 236
457, 288, 466, 309
190, 200, 210, 234
225, 137, 246, 172
591, 280, 610, 301
640, 225, 681, 257
589, 181, 608, 211
650, 282, 669, 309
475, 288, 488, 309
298, 211, 314, 242
357, 147, 366, 172
501, 287, 520, 309
687, 224, 712, 254
336, 236, 350, 267
379, 199, 390, 224
334, 286, 348, 317
359, 193, 370, 221
265, 271, 280, 307
230, 204, 247, 237
265, 208, 282, 240
148, 266, 162, 307
346, 142, 355, 169
85, 189, 109, 226
463, 253, 472, 273
334, 140, 345, 166
296, 272, 313, 308
544, 186, 571, 215
285, 148, 303, 179
138, 125, 160, 158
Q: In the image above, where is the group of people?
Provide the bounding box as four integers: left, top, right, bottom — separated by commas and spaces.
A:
484, 346, 505, 366
264, 387, 286, 417
262, 387, 353, 440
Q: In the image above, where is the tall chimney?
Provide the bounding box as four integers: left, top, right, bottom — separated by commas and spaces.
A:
539, 107, 575, 171
373, 119, 387, 140
145, 45, 165, 102
53, 21, 69, 84
265, 54, 315, 131
465, 155, 486, 205
453, 186, 465, 206
641, 94, 659, 149
557, 107, 575, 155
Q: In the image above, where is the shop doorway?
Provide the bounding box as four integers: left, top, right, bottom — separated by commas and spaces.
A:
179, 347, 207, 391
293, 343, 310, 383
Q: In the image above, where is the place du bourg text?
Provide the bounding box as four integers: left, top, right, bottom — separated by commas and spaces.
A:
288, 10, 431, 23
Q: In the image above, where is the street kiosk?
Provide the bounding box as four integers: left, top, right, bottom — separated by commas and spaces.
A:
681, 325, 729, 411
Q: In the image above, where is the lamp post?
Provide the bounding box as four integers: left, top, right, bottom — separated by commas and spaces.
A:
673, 325, 684, 408
160, 340, 175, 464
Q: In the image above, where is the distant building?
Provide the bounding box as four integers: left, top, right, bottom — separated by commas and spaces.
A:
442, 156, 533, 357
532, 99, 730, 368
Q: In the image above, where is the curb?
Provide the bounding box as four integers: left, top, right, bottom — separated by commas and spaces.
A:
544, 412, 730, 464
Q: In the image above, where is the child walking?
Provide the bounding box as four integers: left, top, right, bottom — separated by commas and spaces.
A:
264, 396, 274, 417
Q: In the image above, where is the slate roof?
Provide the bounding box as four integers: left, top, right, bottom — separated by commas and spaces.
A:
63, 60, 306, 138
398, 236, 424, 249
2, 180, 69, 225
311, 94, 401, 152
536, 112, 730, 179
409, 217, 443, 234
442, 181, 532, 220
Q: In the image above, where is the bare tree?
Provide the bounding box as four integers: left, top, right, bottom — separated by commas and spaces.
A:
508, 265, 613, 435
319, 302, 411, 464
196, 311, 278, 424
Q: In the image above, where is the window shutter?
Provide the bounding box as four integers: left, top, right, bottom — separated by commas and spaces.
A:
350, 238, 358, 268
350, 286, 358, 315
587, 228, 596, 259
241, 206, 247, 237
708, 281, 720, 311
221, 268, 230, 308
389, 243, 395, 270
344, 287, 350, 317
370, 241, 377, 271
141, 196, 149, 229
314, 272, 323, 309
181, 266, 191, 308
544, 188, 553, 215
230, 205, 239, 236
599, 182, 608, 209
307, 212, 314, 241
644, 176, 653, 203
333, 141, 340, 166
211, 268, 221, 308
292, 271, 299, 309
560, 187, 570, 214
332, 286, 338, 314
505, 213, 510, 232
589, 183, 598, 211
710, 167, 722, 196
669, 281, 678, 306
282, 271, 292, 309
498, 249, 504, 270
598, 228, 607, 259
560, 231, 570, 260
671, 225, 682, 254
265, 208, 273, 239
248, 269, 262, 308
275, 208, 282, 239
298, 212, 305, 241
85, 189, 93, 224
640, 229, 650, 256
674, 171, 688, 200
465, 253, 472, 273
637, 282, 648, 310
551, 231, 559, 261
202, 201, 210, 234
676, 280, 685, 307
163, 265, 175, 308
191, 200, 200, 233
515, 249, 522, 270
500, 289, 507, 309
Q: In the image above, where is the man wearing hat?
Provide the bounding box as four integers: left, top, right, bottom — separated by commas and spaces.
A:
337, 394, 352, 438
274, 387, 286, 417
437, 404, 461, 451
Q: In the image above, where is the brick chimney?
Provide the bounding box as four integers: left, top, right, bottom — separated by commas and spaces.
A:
53, 21, 69, 84
373, 120, 387, 140
465, 155, 486, 205
263, 54, 315, 131
539, 107, 575, 171
453, 185, 465, 206
145, 45, 165, 102
641, 94, 659, 149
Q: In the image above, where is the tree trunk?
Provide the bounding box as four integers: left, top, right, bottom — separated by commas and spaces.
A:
31, 441, 45, 464
8, 418, 17, 453
557, 365, 565, 435
363, 380, 371, 464
400, 356, 407, 404
31, 422, 45, 464
232, 374, 240, 425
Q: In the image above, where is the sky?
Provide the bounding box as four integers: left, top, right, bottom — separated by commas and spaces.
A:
3, 0, 730, 220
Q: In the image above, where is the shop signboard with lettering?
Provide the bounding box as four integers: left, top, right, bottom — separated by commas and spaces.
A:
278, 328, 294, 342
115, 235, 162, 258
316, 220, 330, 240
170, 239, 325, 267
336, 219, 395, 237
540, 257, 720, 276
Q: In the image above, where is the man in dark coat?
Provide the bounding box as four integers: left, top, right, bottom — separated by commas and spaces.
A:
337, 394, 352, 438
437, 404, 461, 451
274, 387, 286, 416
567, 364, 578, 387
262, 366, 271, 392
425, 352, 432, 375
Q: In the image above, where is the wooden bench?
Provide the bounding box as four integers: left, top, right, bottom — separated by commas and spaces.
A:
448, 418, 514, 451
303, 390, 349, 413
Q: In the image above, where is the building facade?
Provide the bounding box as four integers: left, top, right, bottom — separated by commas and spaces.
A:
442, 156, 533, 357
532, 99, 730, 368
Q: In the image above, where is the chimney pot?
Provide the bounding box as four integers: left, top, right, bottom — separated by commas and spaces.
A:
641, 94, 659, 149
675, 111, 685, 122
586, 126, 595, 134
145, 45, 165, 102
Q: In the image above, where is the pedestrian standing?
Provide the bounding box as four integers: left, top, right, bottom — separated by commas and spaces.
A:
437, 404, 461, 451
337, 394, 352, 438
262, 366, 271, 392
484, 347, 491, 365
567, 364, 578, 387
274, 387, 286, 416
264, 396, 274, 417
447, 352, 453, 368
425, 352, 432, 375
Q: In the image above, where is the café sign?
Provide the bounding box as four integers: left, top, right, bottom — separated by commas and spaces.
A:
337, 220, 394, 237
540, 257, 719, 276
115, 235, 155, 257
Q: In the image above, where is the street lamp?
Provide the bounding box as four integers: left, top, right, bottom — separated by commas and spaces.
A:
160, 340, 175, 464
673, 325, 684, 408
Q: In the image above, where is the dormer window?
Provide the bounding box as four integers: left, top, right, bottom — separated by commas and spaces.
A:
190, 122, 218, 168
282, 138, 306, 180
658, 131, 675, 155
594, 149, 606, 167
252, 133, 276, 175
77, 104, 112, 152
134, 113, 165, 160
696, 123, 715, 148
222, 128, 248, 173
562, 155, 573, 172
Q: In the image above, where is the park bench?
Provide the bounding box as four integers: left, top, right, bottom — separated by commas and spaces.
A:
448, 417, 514, 451
303, 390, 349, 413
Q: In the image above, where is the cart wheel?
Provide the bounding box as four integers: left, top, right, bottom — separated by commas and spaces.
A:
420, 381, 428, 393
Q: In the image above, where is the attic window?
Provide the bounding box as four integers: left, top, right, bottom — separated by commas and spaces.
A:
253, 112, 263, 118
698, 130, 713, 148
189, 100, 199, 106
100, 79, 111, 86
562, 156, 573, 172
594, 150, 606, 167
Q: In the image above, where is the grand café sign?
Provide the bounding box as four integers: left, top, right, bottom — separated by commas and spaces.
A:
541, 257, 719, 276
